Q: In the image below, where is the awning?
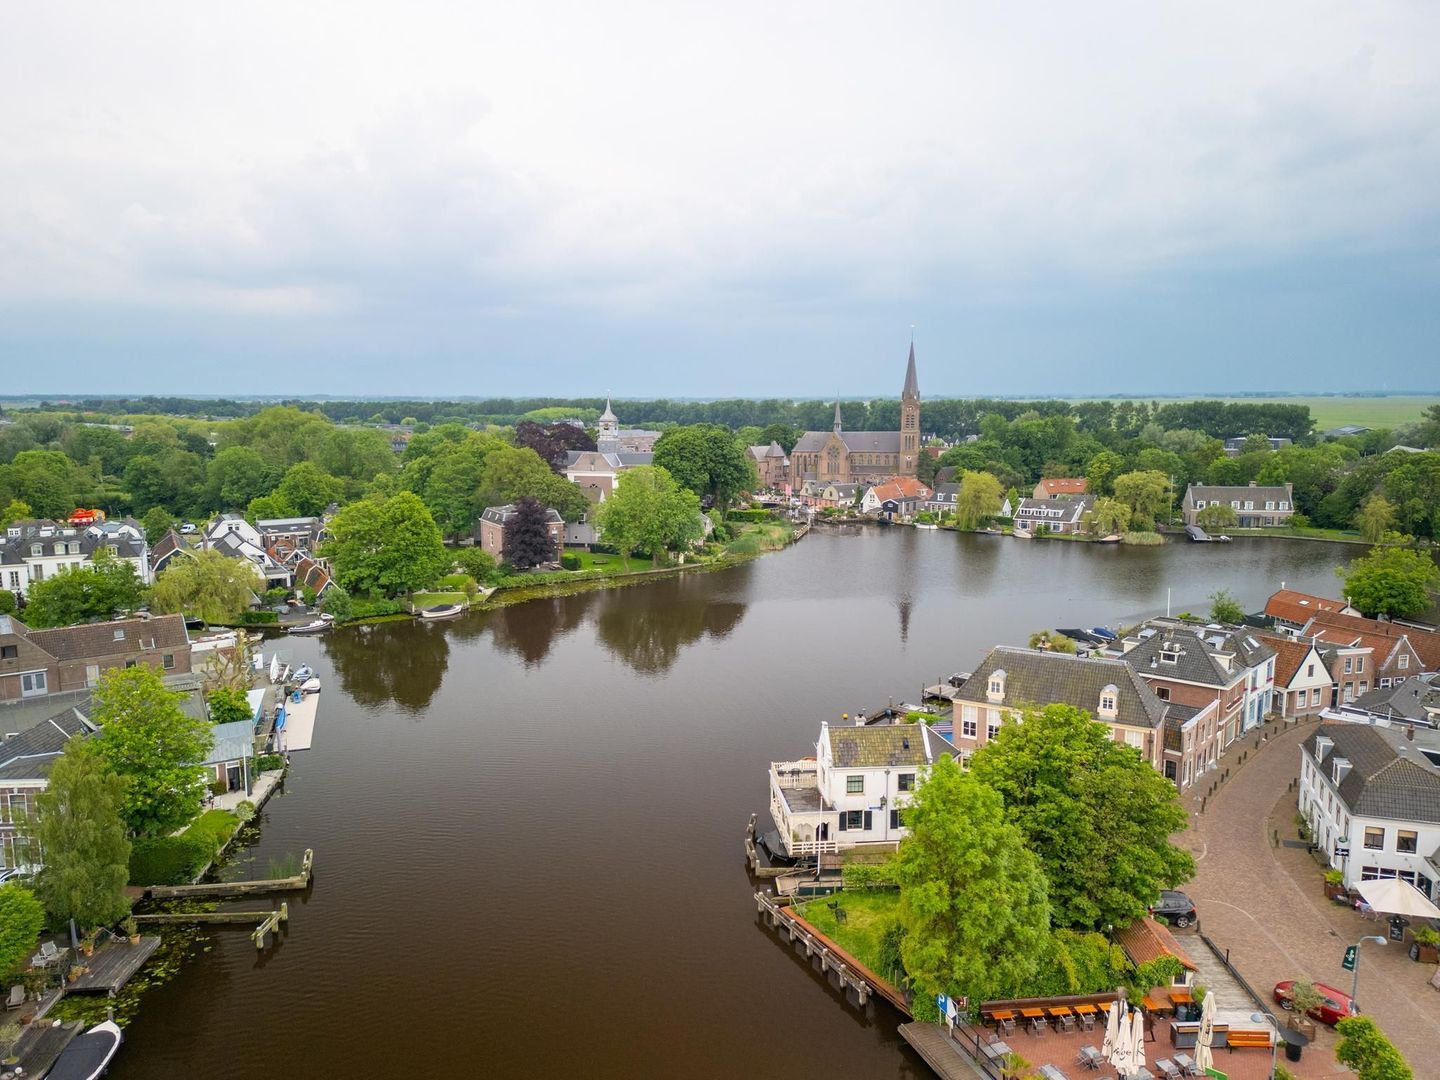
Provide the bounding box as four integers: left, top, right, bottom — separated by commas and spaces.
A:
1356, 877, 1440, 919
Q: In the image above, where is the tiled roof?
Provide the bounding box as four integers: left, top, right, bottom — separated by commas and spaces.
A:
26, 614, 190, 662
1264, 589, 1349, 626
1303, 609, 1440, 672
479, 504, 565, 526
868, 477, 931, 502
0, 705, 95, 780
1256, 632, 1321, 687
1036, 478, 1088, 496
1304, 723, 1440, 824
955, 646, 1168, 730
826, 724, 931, 768
1120, 624, 1244, 689
1182, 483, 1293, 508
1115, 917, 1197, 972
1348, 675, 1440, 724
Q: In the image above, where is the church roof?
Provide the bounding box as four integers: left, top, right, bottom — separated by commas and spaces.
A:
903, 342, 919, 399
792, 429, 903, 454
599, 398, 617, 423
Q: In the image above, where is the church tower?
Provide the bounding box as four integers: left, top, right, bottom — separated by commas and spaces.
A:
900, 342, 921, 477
597, 398, 620, 451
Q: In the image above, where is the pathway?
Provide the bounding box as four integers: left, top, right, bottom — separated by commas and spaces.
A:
1181, 718, 1440, 1068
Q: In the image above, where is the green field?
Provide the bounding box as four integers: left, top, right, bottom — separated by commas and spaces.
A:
1208, 396, 1439, 432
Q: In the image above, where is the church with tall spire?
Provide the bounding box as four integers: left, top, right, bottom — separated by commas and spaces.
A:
788, 343, 923, 486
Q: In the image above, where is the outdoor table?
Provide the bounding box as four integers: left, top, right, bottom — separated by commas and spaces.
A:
1167, 990, 1192, 1005
1021, 1007, 1047, 1033
1074, 1004, 1097, 1030
983, 1041, 1012, 1060
1047, 1006, 1072, 1017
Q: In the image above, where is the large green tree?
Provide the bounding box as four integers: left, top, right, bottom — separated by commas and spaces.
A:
273, 461, 343, 518
21, 550, 148, 628
206, 445, 278, 510
29, 739, 132, 928
1086, 496, 1132, 536
151, 548, 260, 625
0, 883, 45, 975
896, 756, 1050, 1014
1354, 493, 1397, 544
968, 703, 1194, 929
477, 446, 589, 522
953, 470, 1003, 529
1113, 469, 1171, 531
1335, 1017, 1413, 1080
1339, 547, 1440, 620
594, 466, 702, 567
652, 425, 757, 513
93, 666, 214, 837
324, 491, 449, 597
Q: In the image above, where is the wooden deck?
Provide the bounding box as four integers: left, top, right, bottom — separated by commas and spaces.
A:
66, 935, 162, 994
145, 848, 313, 899
899, 1023, 990, 1079
10, 1019, 84, 1076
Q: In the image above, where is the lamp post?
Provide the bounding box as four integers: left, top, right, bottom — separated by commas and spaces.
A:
1250, 1012, 1277, 1079
1350, 934, 1387, 1011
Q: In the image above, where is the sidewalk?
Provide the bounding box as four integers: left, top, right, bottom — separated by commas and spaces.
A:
1180, 717, 1440, 1068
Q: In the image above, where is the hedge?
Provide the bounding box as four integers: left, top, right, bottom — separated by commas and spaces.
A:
238, 610, 279, 625
727, 509, 771, 523
560, 553, 581, 570
129, 810, 241, 885
348, 597, 408, 618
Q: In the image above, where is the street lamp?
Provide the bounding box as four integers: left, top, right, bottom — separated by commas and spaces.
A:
1250, 1012, 1277, 1080
1350, 934, 1387, 1012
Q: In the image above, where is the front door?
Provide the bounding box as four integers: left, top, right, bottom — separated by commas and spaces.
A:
226, 763, 244, 792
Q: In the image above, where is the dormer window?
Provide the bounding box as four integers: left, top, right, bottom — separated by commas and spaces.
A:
1160, 644, 1181, 664
987, 670, 1007, 702
1098, 685, 1118, 717
53, 543, 65, 555
30, 544, 41, 556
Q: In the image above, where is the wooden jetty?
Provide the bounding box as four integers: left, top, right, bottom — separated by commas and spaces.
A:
133, 901, 289, 947
755, 891, 909, 1012
66, 935, 162, 994
10, 1019, 84, 1077
744, 814, 795, 879
145, 848, 312, 899
899, 1022, 991, 1079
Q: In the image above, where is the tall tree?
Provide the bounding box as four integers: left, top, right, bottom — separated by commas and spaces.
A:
1, 499, 33, 528
896, 756, 1050, 1014
1113, 469, 1172, 531
92, 666, 214, 837
653, 425, 758, 513
141, 505, 178, 544
152, 549, 261, 625
206, 445, 278, 510
273, 461, 343, 517
968, 703, 1194, 929
953, 470, 1003, 529
21, 549, 148, 628
29, 739, 132, 928
478, 446, 589, 522
1209, 589, 1245, 624
1085, 449, 1126, 497
1086, 496, 1132, 536
1354, 493, 1397, 543
1338, 547, 1440, 620
0, 883, 45, 975
513, 421, 596, 472
324, 491, 449, 597
502, 496, 558, 570
594, 466, 703, 567
1196, 503, 1238, 531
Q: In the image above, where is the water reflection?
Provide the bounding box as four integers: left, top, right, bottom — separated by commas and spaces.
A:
485, 593, 595, 666
324, 620, 450, 712
594, 577, 747, 674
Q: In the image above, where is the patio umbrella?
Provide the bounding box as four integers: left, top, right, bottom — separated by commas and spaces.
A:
1194, 990, 1216, 1074
1101, 1000, 1122, 1061
1108, 1005, 1134, 1074
1130, 1009, 1146, 1078
1356, 878, 1440, 920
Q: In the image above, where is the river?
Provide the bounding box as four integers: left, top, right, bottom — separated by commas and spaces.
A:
109, 529, 1352, 1079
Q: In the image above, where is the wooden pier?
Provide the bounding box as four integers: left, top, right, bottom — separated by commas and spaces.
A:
755, 891, 909, 1013
145, 848, 312, 899
65, 935, 162, 994
899, 1022, 991, 1079
9, 1019, 84, 1077
133, 901, 289, 947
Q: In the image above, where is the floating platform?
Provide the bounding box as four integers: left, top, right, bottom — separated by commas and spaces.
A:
277, 689, 319, 751
65, 936, 161, 994
898, 1023, 982, 1080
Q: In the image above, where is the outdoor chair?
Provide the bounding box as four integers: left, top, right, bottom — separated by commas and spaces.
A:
1030, 1016, 1048, 1036
1171, 1053, 1198, 1076
1060, 1013, 1077, 1033
1155, 1059, 1182, 1080
5, 984, 23, 1010
998, 1016, 1016, 1035
30, 941, 59, 968
1077, 1045, 1102, 1070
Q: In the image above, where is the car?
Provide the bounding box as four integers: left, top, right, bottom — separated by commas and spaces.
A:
1150, 889, 1198, 928
1273, 980, 1357, 1026
180, 522, 197, 534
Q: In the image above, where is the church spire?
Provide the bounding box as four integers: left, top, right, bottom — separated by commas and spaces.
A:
902, 341, 919, 401
833, 399, 843, 433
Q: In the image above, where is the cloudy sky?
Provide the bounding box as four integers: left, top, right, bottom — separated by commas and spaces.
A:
1, 2, 1437, 398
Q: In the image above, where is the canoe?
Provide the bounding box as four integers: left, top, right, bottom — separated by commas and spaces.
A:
46, 1019, 123, 1080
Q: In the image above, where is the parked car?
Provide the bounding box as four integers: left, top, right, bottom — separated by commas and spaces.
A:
1273, 981, 1357, 1026
1150, 890, 1198, 928
180, 522, 197, 534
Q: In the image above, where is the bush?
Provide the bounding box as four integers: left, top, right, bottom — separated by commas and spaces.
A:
727, 509, 771, 523
0, 591, 15, 615
452, 547, 498, 583
560, 553, 582, 571
1290, 512, 1312, 528
436, 573, 472, 590
709, 522, 732, 543
348, 596, 408, 619
238, 610, 279, 625
129, 832, 215, 885
256, 753, 286, 772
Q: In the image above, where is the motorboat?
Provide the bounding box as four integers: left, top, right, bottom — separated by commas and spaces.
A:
1011, 526, 1033, 539
1095, 534, 1122, 544
913, 522, 939, 530
291, 665, 314, 682
1216, 534, 1233, 543
286, 613, 335, 635
1089, 626, 1118, 641
46, 1019, 123, 1080
419, 603, 466, 620
298, 677, 322, 694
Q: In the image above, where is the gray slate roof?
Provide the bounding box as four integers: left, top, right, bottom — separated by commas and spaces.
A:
1120, 621, 1255, 688
955, 646, 1169, 730
0, 705, 95, 781
1349, 675, 1440, 724
1304, 723, 1440, 824
479, 504, 565, 527
1182, 483, 1292, 508
792, 428, 904, 454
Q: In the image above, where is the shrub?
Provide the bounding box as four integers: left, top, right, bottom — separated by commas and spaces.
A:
1335, 1016, 1413, 1079
1290, 512, 1312, 529
727, 509, 770, 523
348, 596, 408, 619
560, 553, 581, 571
453, 547, 498, 583
129, 832, 215, 885
436, 573, 471, 590
238, 610, 279, 625
255, 753, 286, 772
725, 533, 762, 555
709, 522, 732, 542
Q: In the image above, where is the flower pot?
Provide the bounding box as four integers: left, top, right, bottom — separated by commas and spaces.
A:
129, 934, 141, 946
1409, 942, 1439, 963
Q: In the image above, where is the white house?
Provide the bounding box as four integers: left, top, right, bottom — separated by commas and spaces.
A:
203, 515, 288, 590
0, 519, 151, 598
766, 720, 958, 859
1299, 723, 1440, 899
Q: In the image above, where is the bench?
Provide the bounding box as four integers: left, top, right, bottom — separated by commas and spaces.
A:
1226, 1031, 1273, 1050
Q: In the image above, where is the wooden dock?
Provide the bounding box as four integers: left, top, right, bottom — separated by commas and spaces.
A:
145, 848, 313, 899
10, 1019, 84, 1077
133, 903, 289, 948
66, 935, 162, 994
755, 891, 909, 1012
899, 1023, 991, 1079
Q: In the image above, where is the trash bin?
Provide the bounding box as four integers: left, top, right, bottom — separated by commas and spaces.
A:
1284, 1030, 1309, 1062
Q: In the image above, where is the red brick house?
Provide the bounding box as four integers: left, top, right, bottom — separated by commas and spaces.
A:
475, 504, 565, 561
0, 614, 192, 703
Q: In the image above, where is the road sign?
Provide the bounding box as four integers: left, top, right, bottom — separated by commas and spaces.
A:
1342, 944, 1357, 972
1335, 847, 1350, 857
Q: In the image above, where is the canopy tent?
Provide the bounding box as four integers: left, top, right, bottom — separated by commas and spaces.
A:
1356, 878, 1440, 920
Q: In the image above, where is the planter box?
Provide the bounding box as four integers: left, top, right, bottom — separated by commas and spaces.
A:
1409, 942, 1439, 963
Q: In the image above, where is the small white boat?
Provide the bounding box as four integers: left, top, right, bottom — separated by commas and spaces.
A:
913, 523, 939, 530
419, 603, 465, 620
291, 665, 314, 682
299, 676, 321, 694
286, 613, 335, 635
1012, 527, 1033, 539
47, 1019, 123, 1080
1096, 534, 1122, 544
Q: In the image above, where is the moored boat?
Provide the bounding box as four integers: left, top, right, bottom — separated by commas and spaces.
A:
299, 676, 322, 694
46, 1019, 122, 1080
286, 613, 335, 635
419, 603, 465, 620
1095, 534, 1121, 544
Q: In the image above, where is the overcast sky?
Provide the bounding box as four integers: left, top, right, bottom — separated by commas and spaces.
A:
2, 2, 1437, 398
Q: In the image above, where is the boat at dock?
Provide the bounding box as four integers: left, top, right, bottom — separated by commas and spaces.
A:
419, 603, 466, 620
913, 522, 939, 530
298, 676, 322, 694
45, 1020, 122, 1080
286, 613, 335, 634
1095, 534, 1121, 544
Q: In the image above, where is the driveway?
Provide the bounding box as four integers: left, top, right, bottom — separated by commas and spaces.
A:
1181, 719, 1440, 1069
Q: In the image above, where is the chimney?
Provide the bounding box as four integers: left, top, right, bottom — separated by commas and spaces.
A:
1407, 724, 1416, 741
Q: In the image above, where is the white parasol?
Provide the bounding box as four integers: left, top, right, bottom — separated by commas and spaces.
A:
1109, 1003, 1135, 1074
1356, 877, 1440, 920
1130, 1009, 1146, 1077
1194, 990, 1216, 1074
1101, 999, 1122, 1060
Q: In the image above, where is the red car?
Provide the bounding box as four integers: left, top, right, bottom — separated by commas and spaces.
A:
1273, 981, 1358, 1026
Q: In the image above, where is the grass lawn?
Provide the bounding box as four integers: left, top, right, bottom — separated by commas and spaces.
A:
1205, 395, 1440, 431
725, 519, 795, 555
412, 590, 467, 607
571, 550, 624, 570
794, 889, 903, 978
